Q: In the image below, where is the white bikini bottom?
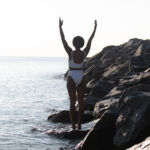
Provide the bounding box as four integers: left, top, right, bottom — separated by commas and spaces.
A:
68, 70, 84, 85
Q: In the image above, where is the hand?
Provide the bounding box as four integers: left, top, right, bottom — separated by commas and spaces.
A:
59, 18, 63, 28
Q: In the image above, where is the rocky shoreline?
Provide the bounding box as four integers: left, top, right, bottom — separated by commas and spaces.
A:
48, 38, 150, 150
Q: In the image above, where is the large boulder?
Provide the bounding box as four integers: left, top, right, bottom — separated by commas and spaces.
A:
47, 110, 94, 124
76, 111, 117, 150
114, 84, 150, 149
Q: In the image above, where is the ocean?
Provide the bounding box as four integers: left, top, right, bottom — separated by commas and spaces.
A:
0, 57, 72, 150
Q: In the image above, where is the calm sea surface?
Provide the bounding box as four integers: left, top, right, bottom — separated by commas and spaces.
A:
0, 57, 72, 150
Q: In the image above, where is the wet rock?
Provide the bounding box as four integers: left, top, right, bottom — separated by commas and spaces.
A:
47, 110, 94, 123
46, 129, 88, 140
84, 96, 100, 111
114, 84, 150, 149
46, 119, 99, 140
77, 111, 117, 150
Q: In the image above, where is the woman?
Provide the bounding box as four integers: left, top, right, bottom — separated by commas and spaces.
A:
59, 18, 97, 130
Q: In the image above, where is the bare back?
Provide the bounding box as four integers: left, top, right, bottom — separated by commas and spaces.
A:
70, 50, 85, 64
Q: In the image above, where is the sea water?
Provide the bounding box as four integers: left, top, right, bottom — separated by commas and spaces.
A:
0, 57, 72, 150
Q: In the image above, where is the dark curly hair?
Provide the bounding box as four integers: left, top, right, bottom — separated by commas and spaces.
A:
73, 36, 85, 49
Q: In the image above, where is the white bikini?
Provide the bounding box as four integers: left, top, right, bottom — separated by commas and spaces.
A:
68, 51, 86, 85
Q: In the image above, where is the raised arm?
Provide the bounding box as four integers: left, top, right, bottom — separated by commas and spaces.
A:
59, 18, 72, 56
84, 20, 97, 56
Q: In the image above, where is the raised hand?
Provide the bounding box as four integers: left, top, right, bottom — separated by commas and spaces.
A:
59, 18, 63, 28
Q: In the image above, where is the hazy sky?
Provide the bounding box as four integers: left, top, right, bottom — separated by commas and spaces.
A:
0, 0, 150, 57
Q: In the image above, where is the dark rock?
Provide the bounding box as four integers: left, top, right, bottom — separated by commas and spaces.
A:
127, 136, 150, 150
114, 84, 150, 149
85, 79, 97, 94
122, 38, 142, 49
45, 119, 99, 140
104, 86, 123, 100
103, 61, 129, 81
118, 72, 150, 90
145, 68, 150, 72
77, 111, 117, 150
93, 98, 119, 119
86, 45, 117, 63
84, 96, 100, 111
62, 38, 150, 149
89, 79, 116, 98
129, 56, 147, 72
92, 64, 107, 80
47, 110, 94, 124
142, 54, 150, 68
45, 129, 88, 140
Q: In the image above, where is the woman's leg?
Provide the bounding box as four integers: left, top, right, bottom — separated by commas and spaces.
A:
67, 76, 77, 129
77, 76, 86, 130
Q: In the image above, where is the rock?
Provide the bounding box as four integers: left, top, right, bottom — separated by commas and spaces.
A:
118, 72, 150, 90
77, 111, 117, 150
142, 53, 150, 68
47, 110, 94, 124
114, 84, 150, 149
129, 56, 147, 72
93, 98, 119, 119
85, 79, 97, 94
127, 136, 150, 150
89, 79, 116, 98
122, 38, 142, 49
145, 67, 150, 72
134, 44, 143, 56
84, 96, 100, 111
46, 119, 99, 140
103, 61, 129, 81
62, 38, 150, 149
92, 64, 106, 80
45, 129, 88, 140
